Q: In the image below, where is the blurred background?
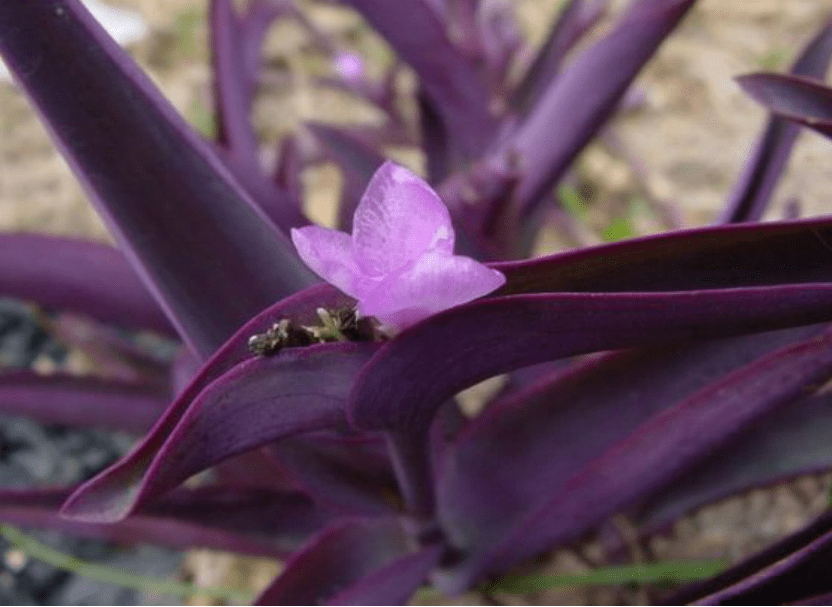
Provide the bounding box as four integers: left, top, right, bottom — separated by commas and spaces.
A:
0, 0, 831, 604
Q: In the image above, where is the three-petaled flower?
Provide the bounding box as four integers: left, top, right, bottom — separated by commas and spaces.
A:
291, 162, 506, 330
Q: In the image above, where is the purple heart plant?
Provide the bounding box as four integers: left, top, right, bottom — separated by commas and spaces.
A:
2, 0, 832, 603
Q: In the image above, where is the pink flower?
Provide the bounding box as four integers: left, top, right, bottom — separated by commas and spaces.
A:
291, 162, 506, 330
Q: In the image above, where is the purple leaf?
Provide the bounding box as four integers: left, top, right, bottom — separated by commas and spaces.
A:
0, 233, 172, 336
210, 0, 307, 229
62, 342, 376, 523
291, 162, 505, 330
437, 324, 828, 563
435, 328, 832, 589
338, 0, 497, 156
0, 0, 316, 358
255, 517, 441, 605
629, 389, 832, 539
493, 215, 832, 294
511, 0, 609, 113
738, 72, 832, 139
267, 434, 398, 515
0, 371, 168, 434
0, 487, 328, 558
669, 510, 832, 604
720, 22, 832, 223
498, 0, 696, 219
58, 283, 354, 522
349, 286, 832, 434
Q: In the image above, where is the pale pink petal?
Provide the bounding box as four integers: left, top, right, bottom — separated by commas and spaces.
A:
359, 252, 506, 329
290, 226, 362, 297
352, 162, 454, 277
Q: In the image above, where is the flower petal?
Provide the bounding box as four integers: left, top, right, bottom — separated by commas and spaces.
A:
352, 162, 454, 277
291, 226, 361, 297
360, 252, 506, 329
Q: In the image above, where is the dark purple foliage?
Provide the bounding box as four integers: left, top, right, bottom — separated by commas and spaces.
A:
2, 0, 832, 604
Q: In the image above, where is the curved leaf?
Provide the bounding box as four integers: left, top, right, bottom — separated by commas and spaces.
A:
255, 517, 440, 605
0, 371, 168, 434
436, 328, 832, 589
0, 233, 172, 336
0, 486, 328, 558
720, 22, 832, 223
493, 215, 832, 295
0, 0, 316, 358
349, 286, 832, 433
63, 342, 377, 523
503, 0, 696, 217
738, 72, 832, 140
59, 283, 355, 522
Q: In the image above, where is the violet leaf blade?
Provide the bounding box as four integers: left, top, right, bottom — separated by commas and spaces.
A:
0, 0, 317, 359
720, 22, 832, 223
668, 510, 832, 604
631, 390, 832, 538
0, 233, 173, 336
62, 341, 377, 523
493, 215, 832, 295
502, 0, 696, 219
58, 283, 353, 522
440, 327, 832, 589
436, 324, 828, 568
0, 371, 168, 434
348, 286, 832, 434
0, 486, 328, 558
210, 0, 306, 229
338, 0, 497, 157
254, 517, 440, 606
738, 73, 832, 139
511, 0, 609, 114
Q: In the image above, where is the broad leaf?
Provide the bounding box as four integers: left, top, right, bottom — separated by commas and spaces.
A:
0, 0, 316, 358
59, 284, 354, 522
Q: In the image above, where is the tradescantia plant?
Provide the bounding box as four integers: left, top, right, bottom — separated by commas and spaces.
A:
3, 0, 832, 603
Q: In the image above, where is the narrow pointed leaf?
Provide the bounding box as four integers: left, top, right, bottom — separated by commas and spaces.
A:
255, 518, 441, 605
349, 286, 832, 434
338, 0, 496, 156
0, 0, 316, 358
0, 371, 168, 434
210, 0, 306, 229
438, 328, 832, 587
493, 215, 832, 295
268, 434, 398, 515
0, 487, 327, 558
720, 22, 832, 223
437, 324, 827, 569
631, 390, 832, 535
738, 73, 832, 139
63, 342, 376, 523
670, 510, 832, 604
500, 0, 696, 217
511, 0, 609, 113
0, 233, 172, 335
59, 283, 354, 522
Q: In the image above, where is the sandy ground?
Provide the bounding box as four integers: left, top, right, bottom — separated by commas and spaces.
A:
2, 0, 832, 604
